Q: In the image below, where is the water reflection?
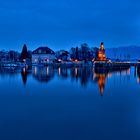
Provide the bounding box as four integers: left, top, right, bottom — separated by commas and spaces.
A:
0, 67, 19, 79
0, 66, 138, 95
0, 67, 18, 74
57, 67, 68, 79
93, 73, 107, 96
137, 66, 140, 83
31, 66, 132, 95
21, 67, 28, 85
21, 66, 31, 85
70, 67, 92, 87
32, 66, 54, 83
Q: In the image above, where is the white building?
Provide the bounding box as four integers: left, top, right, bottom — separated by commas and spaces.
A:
32, 46, 55, 64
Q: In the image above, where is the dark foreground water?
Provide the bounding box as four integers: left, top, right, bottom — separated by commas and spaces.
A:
0, 66, 140, 140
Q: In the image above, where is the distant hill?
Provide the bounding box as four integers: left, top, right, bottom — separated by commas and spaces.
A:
106, 46, 140, 60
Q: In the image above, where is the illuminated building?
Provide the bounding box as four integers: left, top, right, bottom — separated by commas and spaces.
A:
32, 46, 55, 64
98, 42, 106, 61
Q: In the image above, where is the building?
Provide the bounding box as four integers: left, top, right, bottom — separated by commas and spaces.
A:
32, 46, 55, 64
98, 42, 106, 61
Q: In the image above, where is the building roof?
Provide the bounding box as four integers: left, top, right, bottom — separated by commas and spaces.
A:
32, 46, 55, 55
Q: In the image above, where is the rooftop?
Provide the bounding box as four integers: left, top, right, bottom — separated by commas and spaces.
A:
32, 46, 55, 55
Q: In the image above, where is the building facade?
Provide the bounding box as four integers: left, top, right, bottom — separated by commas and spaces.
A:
32, 46, 55, 64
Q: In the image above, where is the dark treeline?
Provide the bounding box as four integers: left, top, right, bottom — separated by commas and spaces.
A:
0, 44, 32, 63
69, 43, 99, 61
55, 43, 99, 61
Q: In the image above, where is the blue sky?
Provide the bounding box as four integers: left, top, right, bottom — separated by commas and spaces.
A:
0, 0, 139, 51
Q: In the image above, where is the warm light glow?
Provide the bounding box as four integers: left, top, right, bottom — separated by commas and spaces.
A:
35, 59, 38, 62
108, 60, 112, 63
34, 67, 37, 75
96, 74, 106, 95
23, 59, 26, 62
107, 73, 112, 78
127, 68, 130, 75
100, 44, 104, 50
92, 58, 95, 62
46, 67, 49, 76
58, 59, 62, 62
75, 68, 78, 76
58, 67, 61, 76
93, 73, 107, 95
137, 78, 140, 83
23, 67, 26, 75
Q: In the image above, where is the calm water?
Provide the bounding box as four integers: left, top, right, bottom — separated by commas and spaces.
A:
0, 66, 140, 140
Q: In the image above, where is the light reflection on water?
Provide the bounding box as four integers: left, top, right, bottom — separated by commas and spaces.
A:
0, 66, 140, 96
31, 66, 139, 96
0, 66, 140, 140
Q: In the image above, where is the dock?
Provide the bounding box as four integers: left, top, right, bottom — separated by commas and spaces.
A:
94, 61, 131, 73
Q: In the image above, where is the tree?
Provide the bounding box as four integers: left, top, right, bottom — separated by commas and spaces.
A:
81, 43, 89, 61
76, 47, 79, 60
93, 47, 99, 60
27, 50, 32, 61
70, 47, 76, 60
21, 44, 28, 61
